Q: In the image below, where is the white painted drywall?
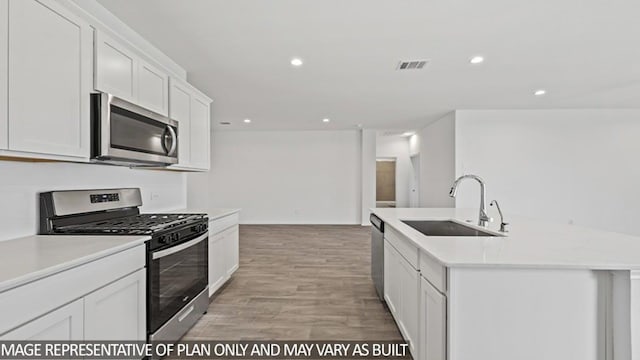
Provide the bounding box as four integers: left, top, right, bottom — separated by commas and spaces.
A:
408, 133, 420, 156
376, 134, 411, 208
0, 161, 186, 241
418, 112, 456, 208
191, 130, 361, 224
361, 129, 376, 225
455, 109, 640, 236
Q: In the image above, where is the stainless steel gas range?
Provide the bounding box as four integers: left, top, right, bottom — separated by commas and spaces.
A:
39, 188, 208, 342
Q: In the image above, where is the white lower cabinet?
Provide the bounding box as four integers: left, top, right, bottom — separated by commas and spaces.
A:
384, 238, 420, 358
1, 299, 84, 340
208, 214, 240, 297
0, 244, 146, 341
420, 276, 447, 360
84, 269, 146, 341
399, 256, 420, 356
0, 0, 7, 151
208, 229, 227, 295
225, 225, 240, 277
384, 241, 400, 315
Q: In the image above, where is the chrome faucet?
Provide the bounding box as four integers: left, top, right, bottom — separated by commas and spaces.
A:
449, 174, 492, 227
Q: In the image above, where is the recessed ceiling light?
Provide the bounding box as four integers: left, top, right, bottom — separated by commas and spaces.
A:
243, 119, 252, 123
322, 118, 330, 123
290, 58, 303, 67
534, 89, 547, 96
469, 56, 484, 64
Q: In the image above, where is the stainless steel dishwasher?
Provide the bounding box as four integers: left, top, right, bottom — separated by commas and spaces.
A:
370, 214, 385, 301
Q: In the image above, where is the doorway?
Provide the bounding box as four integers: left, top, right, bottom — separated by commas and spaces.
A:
410, 154, 420, 207
376, 158, 396, 208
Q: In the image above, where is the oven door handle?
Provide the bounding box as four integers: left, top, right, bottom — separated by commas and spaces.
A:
152, 232, 207, 260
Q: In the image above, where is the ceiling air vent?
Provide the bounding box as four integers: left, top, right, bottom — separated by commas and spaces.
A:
396, 59, 429, 70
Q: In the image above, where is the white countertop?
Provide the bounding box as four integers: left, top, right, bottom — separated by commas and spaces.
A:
167, 208, 241, 221
0, 235, 149, 293
372, 208, 640, 270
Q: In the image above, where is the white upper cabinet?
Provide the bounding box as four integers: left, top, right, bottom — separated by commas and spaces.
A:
169, 78, 192, 166
169, 77, 211, 171
0, 1, 209, 167
0, 0, 7, 150
6, 0, 91, 159
190, 94, 211, 170
94, 31, 137, 102
95, 30, 169, 116
138, 59, 169, 115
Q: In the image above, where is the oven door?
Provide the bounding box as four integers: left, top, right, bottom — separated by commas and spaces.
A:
91, 93, 179, 166
148, 232, 208, 333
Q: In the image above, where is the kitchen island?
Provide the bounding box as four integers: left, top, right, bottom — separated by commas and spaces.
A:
372, 208, 640, 360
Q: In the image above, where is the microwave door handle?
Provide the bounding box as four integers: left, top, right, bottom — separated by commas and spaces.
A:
167, 125, 177, 156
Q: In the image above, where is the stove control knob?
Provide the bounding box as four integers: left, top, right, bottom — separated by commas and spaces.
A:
159, 235, 169, 244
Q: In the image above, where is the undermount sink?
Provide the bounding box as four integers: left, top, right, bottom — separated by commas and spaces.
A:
401, 220, 500, 237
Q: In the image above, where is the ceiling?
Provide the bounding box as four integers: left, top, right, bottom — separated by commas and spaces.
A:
97, 0, 640, 131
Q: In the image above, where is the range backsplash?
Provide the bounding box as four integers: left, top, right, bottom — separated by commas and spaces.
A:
0, 160, 186, 241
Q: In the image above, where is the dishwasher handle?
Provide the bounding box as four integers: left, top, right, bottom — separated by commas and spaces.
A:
370, 214, 384, 232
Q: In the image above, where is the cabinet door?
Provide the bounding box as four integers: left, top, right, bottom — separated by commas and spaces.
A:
169, 78, 192, 166
94, 31, 137, 102
209, 231, 227, 296
189, 94, 211, 170
399, 256, 420, 357
1, 299, 83, 340
0, 0, 7, 150
8, 0, 91, 158
384, 240, 399, 316
138, 60, 168, 115
420, 277, 447, 360
84, 269, 146, 341
224, 225, 240, 277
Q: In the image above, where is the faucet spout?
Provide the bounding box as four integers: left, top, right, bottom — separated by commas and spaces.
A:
449, 174, 492, 227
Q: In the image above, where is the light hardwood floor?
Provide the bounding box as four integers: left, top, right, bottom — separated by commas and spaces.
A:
183, 225, 402, 341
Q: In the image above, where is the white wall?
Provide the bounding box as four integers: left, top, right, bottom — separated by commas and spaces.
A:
0, 161, 186, 241
418, 112, 456, 207
361, 130, 376, 225
408, 133, 420, 156
191, 130, 361, 224
455, 109, 640, 236
376, 134, 412, 208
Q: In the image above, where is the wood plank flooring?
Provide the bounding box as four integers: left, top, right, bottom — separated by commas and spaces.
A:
183, 225, 402, 341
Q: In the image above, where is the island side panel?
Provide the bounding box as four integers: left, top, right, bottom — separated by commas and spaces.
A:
612, 270, 640, 360
448, 267, 604, 360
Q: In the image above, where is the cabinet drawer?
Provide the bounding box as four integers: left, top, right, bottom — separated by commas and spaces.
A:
0, 244, 145, 335
420, 249, 447, 293
385, 226, 419, 269
209, 213, 239, 235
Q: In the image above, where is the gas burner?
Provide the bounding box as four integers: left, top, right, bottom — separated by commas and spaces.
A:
53, 213, 207, 235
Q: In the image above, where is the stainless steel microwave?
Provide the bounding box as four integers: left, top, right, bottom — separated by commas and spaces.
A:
91, 93, 178, 166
